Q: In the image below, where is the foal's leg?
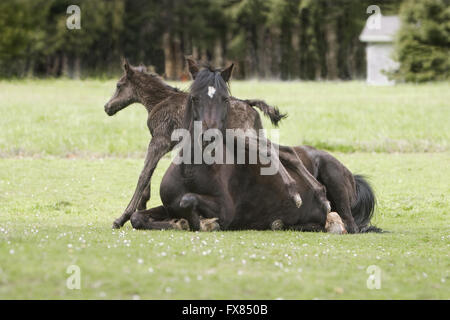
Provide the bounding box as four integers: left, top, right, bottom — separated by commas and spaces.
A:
113, 137, 171, 228
137, 183, 151, 211
278, 145, 331, 214
242, 136, 303, 208
130, 206, 189, 230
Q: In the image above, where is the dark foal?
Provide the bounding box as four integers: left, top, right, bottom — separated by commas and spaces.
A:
135, 66, 329, 232
105, 58, 328, 229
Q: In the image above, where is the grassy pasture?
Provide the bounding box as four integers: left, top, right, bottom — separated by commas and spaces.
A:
0, 80, 449, 299
0, 80, 448, 156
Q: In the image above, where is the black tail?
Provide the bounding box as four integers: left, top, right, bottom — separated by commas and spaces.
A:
243, 99, 287, 127
351, 175, 383, 233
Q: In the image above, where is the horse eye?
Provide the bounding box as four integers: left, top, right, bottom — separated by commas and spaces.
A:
116, 83, 122, 89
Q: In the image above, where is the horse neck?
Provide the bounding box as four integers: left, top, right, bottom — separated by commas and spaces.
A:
134, 77, 176, 113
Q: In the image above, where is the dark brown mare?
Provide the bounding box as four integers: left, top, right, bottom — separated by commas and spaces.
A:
131, 65, 382, 233
104, 58, 330, 229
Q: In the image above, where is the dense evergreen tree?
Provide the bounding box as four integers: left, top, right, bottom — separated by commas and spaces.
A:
392, 0, 450, 82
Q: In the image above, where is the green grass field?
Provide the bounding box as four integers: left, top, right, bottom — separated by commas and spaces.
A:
0, 80, 449, 299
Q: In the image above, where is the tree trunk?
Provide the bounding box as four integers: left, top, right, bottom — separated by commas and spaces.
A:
172, 33, 183, 80
325, 19, 338, 80
61, 54, 70, 78
163, 32, 174, 79
256, 25, 265, 78
73, 55, 81, 79
291, 21, 301, 79
213, 39, 223, 68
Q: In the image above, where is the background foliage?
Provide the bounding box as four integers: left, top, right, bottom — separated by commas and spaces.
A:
391, 0, 450, 82
0, 0, 405, 80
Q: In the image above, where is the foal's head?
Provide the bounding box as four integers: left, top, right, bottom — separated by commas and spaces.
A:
186, 63, 234, 134
104, 58, 176, 116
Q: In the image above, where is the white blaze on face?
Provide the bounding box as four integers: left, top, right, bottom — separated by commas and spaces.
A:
208, 86, 216, 98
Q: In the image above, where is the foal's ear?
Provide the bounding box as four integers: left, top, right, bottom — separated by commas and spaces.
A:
186, 56, 199, 80
221, 63, 234, 83
122, 57, 133, 77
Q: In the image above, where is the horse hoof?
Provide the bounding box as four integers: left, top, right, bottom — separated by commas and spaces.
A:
271, 219, 284, 231
112, 220, 122, 229
346, 223, 359, 234
200, 218, 220, 232
325, 212, 347, 234
293, 193, 302, 208
173, 219, 190, 231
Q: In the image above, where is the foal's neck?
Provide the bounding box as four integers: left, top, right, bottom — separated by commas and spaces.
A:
135, 76, 178, 113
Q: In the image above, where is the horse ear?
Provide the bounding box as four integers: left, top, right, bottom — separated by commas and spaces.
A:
221, 63, 234, 83
122, 57, 133, 77
186, 56, 199, 79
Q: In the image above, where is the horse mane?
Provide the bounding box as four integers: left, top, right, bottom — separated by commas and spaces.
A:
133, 65, 181, 93
148, 73, 181, 93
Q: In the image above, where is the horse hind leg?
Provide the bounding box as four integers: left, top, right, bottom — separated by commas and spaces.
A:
317, 156, 359, 233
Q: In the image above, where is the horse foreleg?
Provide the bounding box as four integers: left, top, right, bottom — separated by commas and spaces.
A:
179, 193, 225, 231
113, 137, 171, 229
